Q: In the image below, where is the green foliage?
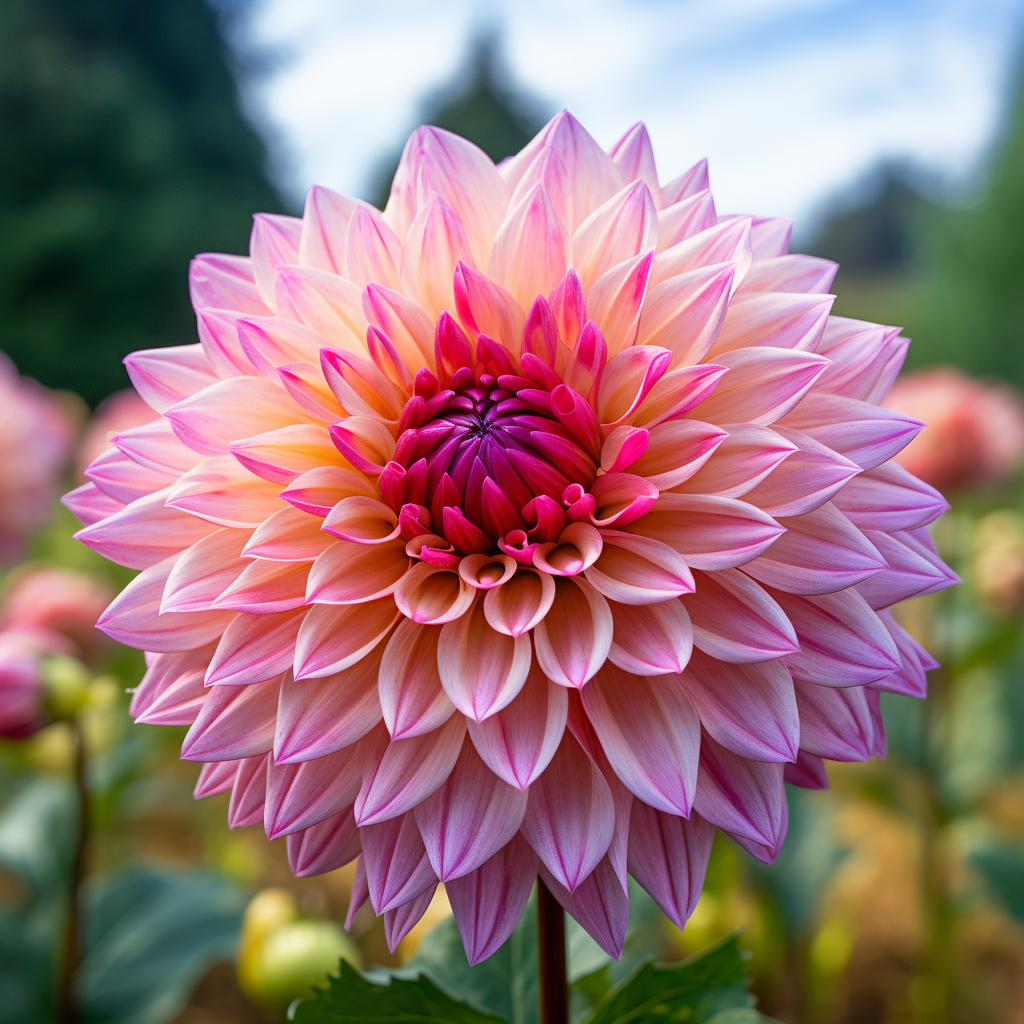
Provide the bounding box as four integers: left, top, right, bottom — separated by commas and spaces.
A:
0, 776, 248, 1024
971, 845, 1024, 923
0, 0, 285, 404
290, 961, 509, 1024
293, 927, 777, 1024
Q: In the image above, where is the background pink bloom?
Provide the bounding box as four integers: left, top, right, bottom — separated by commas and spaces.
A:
0, 626, 70, 739
1, 566, 114, 667
70, 113, 955, 964
884, 366, 1024, 493
0, 353, 76, 563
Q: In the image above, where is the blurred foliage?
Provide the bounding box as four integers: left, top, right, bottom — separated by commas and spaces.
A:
366, 34, 547, 211
0, 0, 285, 405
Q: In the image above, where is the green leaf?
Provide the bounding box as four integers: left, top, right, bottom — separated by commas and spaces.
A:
972, 844, 1024, 922
290, 961, 512, 1024
584, 934, 753, 1024
705, 1011, 781, 1024
79, 868, 248, 1024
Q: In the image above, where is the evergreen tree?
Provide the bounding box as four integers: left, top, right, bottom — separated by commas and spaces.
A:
0, 0, 285, 404
368, 33, 547, 210
908, 68, 1024, 382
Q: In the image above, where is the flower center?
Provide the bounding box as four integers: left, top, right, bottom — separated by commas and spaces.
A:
387, 363, 599, 550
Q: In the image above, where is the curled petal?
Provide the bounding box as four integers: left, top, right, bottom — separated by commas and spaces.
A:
585, 531, 694, 605
395, 562, 475, 624
533, 522, 604, 576
482, 568, 555, 636
459, 554, 517, 589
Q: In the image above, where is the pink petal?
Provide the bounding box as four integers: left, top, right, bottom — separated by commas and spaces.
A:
361, 810, 437, 913
482, 569, 556, 637
466, 661, 568, 790
189, 253, 268, 315
684, 568, 798, 663
297, 185, 360, 273
628, 419, 727, 489
161, 527, 251, 613
586, 250, 654, 355
395, 563, 476, 625
362, 283, 436, 370
227, 754, 270, 828
584, 531, 694, 605
774, 588, 901, 685
236, 316, 327, 376
194, 759, 239, 799
274, 264, 367, 348
539, 858, 628, 960
672, 423, 796, 499
833, 460, 948, 532
293, 598, 398, 679
867, 610, 933, 699
453, 261, 526, 355
447, 833, 539, 965
85, 448, 177, 505
608, 122, 661, 201
596, 345, 671, 426
243, 506, 335, 563
660, 158, 710, 206
533, 576, 613, 688
305, 539, 409, 605
627, 804, 714, 928
652, 219, 751, 289
97, 556, 233, 652
683, 648, 798, 761
656, 190, 718, 250
795, 679, 877, 762
742, 502, 886, 596
710, 292, 833, 357
354, 716, 467, 825
581, 663, 700, 816
738, 254, 838, 295
124, 345, 219, 414
280, 466, 376, 518
488, 184, 571, 311
693, 733, 787, 863
181, 678, 280, 761
379, 621, 457, 739
856, 529, 957, 609
606, 598, 693, 676
637, 264, 734, 368
399, 195, 474, 319
205, 608, 306, 686
264, 745, 362, 839
63, 483, 124, 528
572, 180, 658, 290
287, 807, 361, 877
628, 493, 783, 571
131, 643, 216, 721
249, 213, 303, 309
111, 418, 207, 476
784, 750, 830, 790
521, 732, 615, 891
275, 645, 384, 762
345, 205, 403, 291
231, 423, 343, 484
414, 740, 529, 880
437, 596, 532, 720
384, 885, 438, 953
748, 216, 793, 259
691, 347, 829, 426
166, 455, 285, 529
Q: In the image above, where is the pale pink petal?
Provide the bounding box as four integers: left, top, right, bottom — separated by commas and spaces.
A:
691, 347, 829, 426
584, 531, 694, 605
111, 418, 207, 476
361, 810, 437, 913
533, 576, 613, 688
227, 754, 270, 828
189, 253, 268, 315
288, 807, 361, 877
230, 424, 344, 484
181, 678, 280, 761
305, 539, 409, 604
437, 596, 532, 720
656, 190, 718, 250
628, 493, 783, 570
672, 423, 796, 499
660, 158, 710, 207
243, 506, 335, 562
206, 608, 307, 686
489, 184, 571, 311
627, 420, 727, 489
586, 251, 654, 355
166, 455, 285, 528
280, 466, 376, 518
856, 529, 958, 609
193, 759, 239, 799
414, 739, 529, 880
709, 293, 834, 357
214, 559, 310, 614
466, 662, 567, 790
606, 598, 693, 676
236, 316, 327, 376
447, 834, 539, 965
483, 568, 555, 637
683, 648, 798, 761
124, 345, 219, 414
297, 185, 359, 273
794, 680, 877, 762
453, 262, 526, 355
400, 195, 475, 319
651, 219, 751, 289
572, 180, 658, 290
379, 621, 457, 739
86, 447, 177, 504
275, 646, 384, 762
161, 527, 251, 613
627, 804, 714, 928
539, 858, 628, 960
747, 216, 793, 259
581, 663, 700, 816
354, 716, 467, 825
520, 732, 615, 891
738, 254, 838, 295
742, 502, 886, 596
683, 568, 798, 663
293, 598, 398, 679
774, 588, 901, 685
63, 483, 124, 528
274, 265, 367, 348
264, 745, 362, 839
250, 213, 303, 309
608, 123, 661, 202
693, 733, 788, 863
394, 563, 476, 625
345, 205, 403, 290
595, 345, 672, 426
832, 460, 948, 532
362, 283, 436, 370
131, 643, 216, 721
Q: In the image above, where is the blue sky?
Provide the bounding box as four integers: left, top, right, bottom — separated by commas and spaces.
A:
236, 0, 1024, 233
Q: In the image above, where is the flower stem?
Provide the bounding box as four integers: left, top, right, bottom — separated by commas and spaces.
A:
58, 717, 88, 1024
537, 879, 568, 1024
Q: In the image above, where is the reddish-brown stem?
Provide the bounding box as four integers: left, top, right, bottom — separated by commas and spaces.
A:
537, 879, 568, 1024
57, 718, 87, 1024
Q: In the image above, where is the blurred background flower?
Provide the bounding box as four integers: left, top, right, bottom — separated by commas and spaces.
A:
3, 1, 1024, 1023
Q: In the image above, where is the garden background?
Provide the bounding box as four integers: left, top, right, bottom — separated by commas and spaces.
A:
3, 1, 1024, 1021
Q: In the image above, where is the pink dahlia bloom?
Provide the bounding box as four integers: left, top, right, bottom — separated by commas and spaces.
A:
0, 626, 70, 739
0, 353, 75, 563
884, 366, 1024, 493
77, 387, 162, 477
1, 566, 114, 667
69, 113, 956, 962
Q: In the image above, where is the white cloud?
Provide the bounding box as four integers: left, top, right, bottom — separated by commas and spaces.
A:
237, 0, 1022, 229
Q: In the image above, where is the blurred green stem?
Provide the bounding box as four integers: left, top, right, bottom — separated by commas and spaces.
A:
537, 880, 568, 1024
57, 717, 88, 1024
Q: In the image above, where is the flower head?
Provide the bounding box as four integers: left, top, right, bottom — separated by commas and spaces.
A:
884, 366, 1024, 492
0, 353, 75, 563
70, 113, 955, 962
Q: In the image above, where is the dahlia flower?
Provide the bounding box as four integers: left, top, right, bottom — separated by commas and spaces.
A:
0, 353, 75, 563
884, 366, 1024, 493
69, 112, 956, 962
